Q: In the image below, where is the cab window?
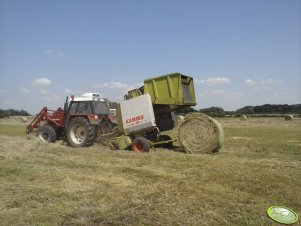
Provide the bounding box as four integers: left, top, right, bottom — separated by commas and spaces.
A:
69, 102, 78, 114
76, 102, 92, 114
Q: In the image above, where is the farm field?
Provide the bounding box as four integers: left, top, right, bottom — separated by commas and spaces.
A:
0, 117, 300, 225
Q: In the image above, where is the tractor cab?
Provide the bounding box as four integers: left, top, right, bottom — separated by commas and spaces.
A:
67, 93, 111, 125
65, 93, 116, 138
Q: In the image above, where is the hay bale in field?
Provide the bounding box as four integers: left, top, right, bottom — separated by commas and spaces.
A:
284, 114, 293, 121
179, 113, 224, 154
20, 117, 28, 123
240, 115, 248, 121
176, 115, 185, 126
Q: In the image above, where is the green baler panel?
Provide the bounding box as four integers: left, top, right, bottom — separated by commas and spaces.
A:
144, 73, 196, 106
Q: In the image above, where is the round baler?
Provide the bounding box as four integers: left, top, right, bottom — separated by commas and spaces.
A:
112, 73, 224, 154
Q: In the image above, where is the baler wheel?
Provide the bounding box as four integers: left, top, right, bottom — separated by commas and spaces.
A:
66, 117, 96, 147
36, 125, 57, 143
132, 137, 151, 153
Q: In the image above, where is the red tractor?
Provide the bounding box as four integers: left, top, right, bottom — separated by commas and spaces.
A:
26, 93, 116, 147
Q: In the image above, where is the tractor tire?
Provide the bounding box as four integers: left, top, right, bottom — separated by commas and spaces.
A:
36, 125, 57, 143
86, 126, 96, 147
132, 137, 151, 153
66, 117, 96, 147
99, 121, 113, 135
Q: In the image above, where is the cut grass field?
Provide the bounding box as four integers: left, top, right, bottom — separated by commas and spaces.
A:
0, 117, 300, 225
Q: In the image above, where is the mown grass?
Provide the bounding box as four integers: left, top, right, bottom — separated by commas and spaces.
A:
0, 124, 26, 136
0, 118, 300, 225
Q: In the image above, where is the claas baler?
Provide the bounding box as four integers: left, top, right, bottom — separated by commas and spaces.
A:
110, 72, 224, 154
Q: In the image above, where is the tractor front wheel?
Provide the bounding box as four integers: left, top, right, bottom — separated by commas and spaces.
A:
66, 117, 96, 147
132, 137, 151, 153
36, 125, 57, 143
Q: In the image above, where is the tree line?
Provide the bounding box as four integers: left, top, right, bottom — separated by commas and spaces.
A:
1, 103, 300, 118
235, 104, 301, 115
0, 109, 30, 118
177, 104, 301, 117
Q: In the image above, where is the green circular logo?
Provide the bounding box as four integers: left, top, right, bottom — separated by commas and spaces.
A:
267, 206, 298, 224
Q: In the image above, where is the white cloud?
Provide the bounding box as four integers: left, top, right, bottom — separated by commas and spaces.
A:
96, 81, 129, 90
195, 77, 230, 86
194, 79, 205, 84
94, 81, 143, 102
206, 77, 230, 86
95, 81, 142, 91
244, 78, 281, 91
19, 87, 31, 94
31, 78, 52, 87
111, 82, 129, 89
45, 49, 68, 58
64, 88, 73, 94
261, 78, 281, 86
245, 79, 256, 86
260, 78, 281, 90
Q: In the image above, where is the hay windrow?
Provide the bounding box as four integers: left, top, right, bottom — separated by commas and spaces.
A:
178, 113, 224, 154
0, 135, 64, 161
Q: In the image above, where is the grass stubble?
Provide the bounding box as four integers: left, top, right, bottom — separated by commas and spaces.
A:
0, 117, 300, 225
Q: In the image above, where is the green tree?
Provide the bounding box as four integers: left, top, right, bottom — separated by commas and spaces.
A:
200, 107, 225, 117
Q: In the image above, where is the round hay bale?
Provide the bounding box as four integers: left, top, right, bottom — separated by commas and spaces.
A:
176, 115, 185, 126
20, 117, 28, 123
178, 113, 224, 154
284, 114, 293, 121
240, 115, 248, 121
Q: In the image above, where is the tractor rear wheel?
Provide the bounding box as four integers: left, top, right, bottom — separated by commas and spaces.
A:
66, 117, 96, 147
132, 137, 151, 153
36, 125, 57, 143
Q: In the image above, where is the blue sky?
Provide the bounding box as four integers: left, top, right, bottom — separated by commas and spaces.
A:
0, 0, 300, 113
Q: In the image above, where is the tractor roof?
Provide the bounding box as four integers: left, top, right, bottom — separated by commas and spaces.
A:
71, 93, 107, 102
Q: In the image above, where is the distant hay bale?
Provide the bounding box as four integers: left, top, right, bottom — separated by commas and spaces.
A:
20, 117, 28, 123
179, 113, 224, 154
284, 114, 293, 121
240, 115, 248, 121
